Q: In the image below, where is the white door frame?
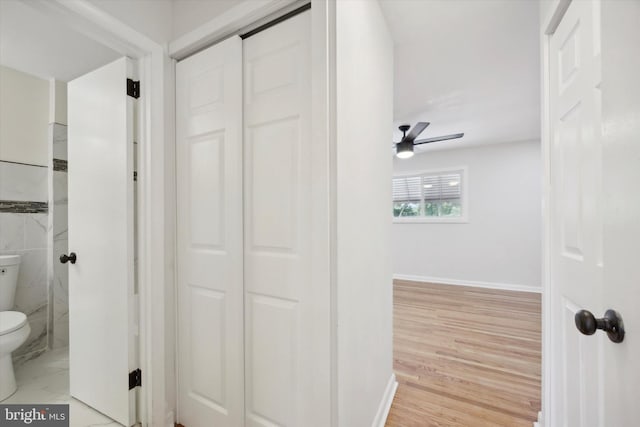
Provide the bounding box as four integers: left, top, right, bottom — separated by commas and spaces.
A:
21, 1, 174, 426
540, 1, 572, 426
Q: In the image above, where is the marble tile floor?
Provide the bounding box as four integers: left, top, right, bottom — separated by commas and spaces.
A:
3, 347, 121, 426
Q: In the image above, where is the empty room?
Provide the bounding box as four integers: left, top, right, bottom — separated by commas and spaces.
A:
384, 1, 543, 425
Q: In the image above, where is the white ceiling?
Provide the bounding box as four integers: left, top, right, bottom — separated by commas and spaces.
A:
0, 0, 120, 82
0, 0, 271, 82
1, 0, 540, 146
379, 0, 541, 153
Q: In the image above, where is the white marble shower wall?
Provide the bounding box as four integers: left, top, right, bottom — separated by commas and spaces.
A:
0, 160, 49, 365
0, 123, 70, 364
50, 123, 68, 349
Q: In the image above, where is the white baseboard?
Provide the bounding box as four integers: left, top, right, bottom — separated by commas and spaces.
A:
165, 411, 175, 427
371, 373, 398, 427
533, 410, 543, 427
393, 274, 542, 293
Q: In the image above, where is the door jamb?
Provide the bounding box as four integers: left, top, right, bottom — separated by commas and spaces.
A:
540, 1, 571, 426
21, 1, 174, 426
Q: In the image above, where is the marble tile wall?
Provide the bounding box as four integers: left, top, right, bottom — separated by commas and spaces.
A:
0, 160, 50, 365
0, 123, 70, 364
50, 123, 68, 349
0, 161, 48, 203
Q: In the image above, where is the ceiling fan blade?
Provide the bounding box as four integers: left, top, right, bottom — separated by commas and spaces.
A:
404, 122, 430, 142
413, 133, 464, 145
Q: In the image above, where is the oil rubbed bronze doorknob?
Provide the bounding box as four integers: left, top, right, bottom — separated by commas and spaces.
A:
575, 309, 625, 343
60, 252, 77, 264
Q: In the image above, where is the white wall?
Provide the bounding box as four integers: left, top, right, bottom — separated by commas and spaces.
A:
393, 140, 542, 290
0, 65, 49, 166
539, 0, 569, 32
172, 0, 239, 39
49, 80, 67, 125
87, 0, 173, 43
335, 1, 395, 426
87, 0, 241, 42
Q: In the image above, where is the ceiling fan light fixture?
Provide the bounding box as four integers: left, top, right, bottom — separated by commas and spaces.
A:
393, 122, 463, 160
396, 141, 414, 159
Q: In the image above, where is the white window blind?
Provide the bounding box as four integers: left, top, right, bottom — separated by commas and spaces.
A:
392, 169, 465, 219
422, 173, 461, 200
392, 176, 422, 202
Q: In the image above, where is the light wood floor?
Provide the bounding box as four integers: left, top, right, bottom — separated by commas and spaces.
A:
385, 280, 541, 427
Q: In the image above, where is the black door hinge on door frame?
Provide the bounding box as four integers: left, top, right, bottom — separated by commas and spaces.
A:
129, 369, 141, 390
127, 79, 140, 99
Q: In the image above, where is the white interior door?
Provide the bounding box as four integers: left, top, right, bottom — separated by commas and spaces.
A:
599, 0, 640, 424
176, 36, 244, 427
67, 57, 136, 426
548, 0, 639, 425
243, 11, 318, 427
549, 0, 603, 424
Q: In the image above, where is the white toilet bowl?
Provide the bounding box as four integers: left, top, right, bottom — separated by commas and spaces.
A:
0, 255, 30, 401
0, 311, 30, 401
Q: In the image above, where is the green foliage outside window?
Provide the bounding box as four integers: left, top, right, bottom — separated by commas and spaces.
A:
393, 201, 421, 217
394, 200, 462, 218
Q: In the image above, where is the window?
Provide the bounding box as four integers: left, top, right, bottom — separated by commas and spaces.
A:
392, 168, 467, 222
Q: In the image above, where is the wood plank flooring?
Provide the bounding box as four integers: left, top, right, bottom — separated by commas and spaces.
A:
385, 280, 541, 427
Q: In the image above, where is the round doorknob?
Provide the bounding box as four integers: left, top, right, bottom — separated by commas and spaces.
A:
60, 252, 77, 264
575, 309, 625, 343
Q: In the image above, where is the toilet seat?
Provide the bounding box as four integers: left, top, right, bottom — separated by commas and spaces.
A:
0, 312, 27, 336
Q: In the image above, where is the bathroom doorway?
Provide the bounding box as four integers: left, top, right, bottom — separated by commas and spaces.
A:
0, 1, 142, 425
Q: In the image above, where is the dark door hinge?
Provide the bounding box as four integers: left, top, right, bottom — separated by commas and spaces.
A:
133, 171, 138, 182
127, 79, 140, 99
129, 369, 141, 390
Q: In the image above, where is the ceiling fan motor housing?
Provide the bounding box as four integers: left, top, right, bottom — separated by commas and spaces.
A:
396, 140, 414, 158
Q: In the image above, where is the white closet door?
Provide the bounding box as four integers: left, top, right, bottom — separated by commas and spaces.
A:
243, 11, 321, 427
176, 36, 244, 427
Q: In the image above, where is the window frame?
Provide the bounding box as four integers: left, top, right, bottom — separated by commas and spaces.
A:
392, 166, 469, 224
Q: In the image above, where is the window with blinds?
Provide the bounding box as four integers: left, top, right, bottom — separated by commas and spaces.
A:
392, 170, 464, 219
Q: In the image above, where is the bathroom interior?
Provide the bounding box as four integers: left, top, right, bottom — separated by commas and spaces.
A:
0, 1, 132, 425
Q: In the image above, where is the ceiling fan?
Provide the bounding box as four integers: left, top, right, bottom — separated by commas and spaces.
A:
394, 122, 464, 159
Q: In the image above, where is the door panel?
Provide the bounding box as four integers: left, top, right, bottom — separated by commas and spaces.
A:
549, 1, 603, 425
243, 12, 311, 427
67, 57, 136, 426
176, 36, 244, 427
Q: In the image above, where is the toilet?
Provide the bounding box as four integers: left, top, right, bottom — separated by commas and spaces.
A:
0, 255, 30, 401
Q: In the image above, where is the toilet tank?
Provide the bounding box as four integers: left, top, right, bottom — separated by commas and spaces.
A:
0, 255, 20, 311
